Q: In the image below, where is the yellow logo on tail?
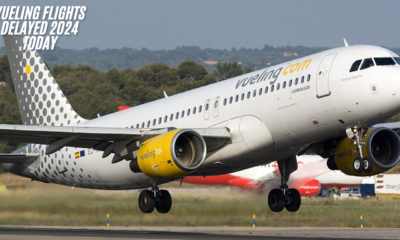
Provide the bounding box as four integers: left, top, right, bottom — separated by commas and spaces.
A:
26, 65, 31, 74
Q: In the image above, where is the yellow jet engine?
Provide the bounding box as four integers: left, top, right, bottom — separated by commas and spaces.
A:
332, 127, 400, 176
131, 129, 207, 179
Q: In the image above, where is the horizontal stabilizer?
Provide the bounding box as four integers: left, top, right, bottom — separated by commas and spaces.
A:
0, 153, 39, 164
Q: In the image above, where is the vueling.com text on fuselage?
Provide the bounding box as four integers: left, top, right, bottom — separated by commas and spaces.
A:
235, 59, 312, 89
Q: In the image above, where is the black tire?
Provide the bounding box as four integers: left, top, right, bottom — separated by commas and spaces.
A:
156, 190, 172, 213
363, 158, 373, 173
285, 188, 301, 212
353, 157, 363, 173
138, 190, 155, 213
268, 189, 285, 212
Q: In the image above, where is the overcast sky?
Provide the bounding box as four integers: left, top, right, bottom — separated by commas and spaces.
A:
1, 0, 399, 50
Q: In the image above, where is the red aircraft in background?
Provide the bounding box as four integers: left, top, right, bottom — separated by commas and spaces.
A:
183, 155, 363, 196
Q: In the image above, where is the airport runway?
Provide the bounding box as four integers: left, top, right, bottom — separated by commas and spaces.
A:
0, 226, 399, 240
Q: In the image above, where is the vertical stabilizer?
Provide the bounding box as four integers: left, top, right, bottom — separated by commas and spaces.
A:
3, 35, 86, 126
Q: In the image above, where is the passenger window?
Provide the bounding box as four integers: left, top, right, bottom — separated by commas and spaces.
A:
265, 86, 268, 94
181, 110, 185, 118
153, 119, 156, 126
271, 85, 275, 92
193, 107, 197, 114
235, 95, 239, 102
295, 78, 298, 85
164, 116, 168, 123
214, 100, 218, 108
350, 60, 362, 72
360, 58, 375, 70
141, 122, 144, 128
176, 112, 179, 119
187, 109, 190, 116
277, 83, 280, 90
136, 124, 139, 128
170, 114, 173, 121
229, 96, 233, 104
147, 121, 150, 128
374, 57, 395, 66
241, 93, 244, 101
307, 74, 311, 82
223, 98, 227, 105
158, 117, 162, 124
259, 88, 262, 95
253, 90, 257, 97
247, 91, 250, 99
283, 81, 286, 89
301, 76, 304, 84
289, 79, 292, 87
205, 103, 209, 111
199, 105, 202, 112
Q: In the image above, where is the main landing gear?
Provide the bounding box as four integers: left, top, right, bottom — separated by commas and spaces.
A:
346, 127, 372, 173
138, 180, 172, 213
268, 156, 301, 212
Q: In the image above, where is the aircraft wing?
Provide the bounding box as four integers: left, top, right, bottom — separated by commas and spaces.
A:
0, 124, 230, 157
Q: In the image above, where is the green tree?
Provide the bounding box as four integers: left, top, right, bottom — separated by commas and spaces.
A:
178, 61, 207, 81
213, 62, 253, 81
0, 55, 13, 91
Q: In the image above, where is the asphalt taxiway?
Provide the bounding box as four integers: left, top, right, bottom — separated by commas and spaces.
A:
0, 226, 399, 240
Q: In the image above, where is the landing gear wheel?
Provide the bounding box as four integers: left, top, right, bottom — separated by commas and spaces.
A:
353, 157, 363, 173
138, 190, 156, 213
285, 188, 301, 212
268, 189, 285, 212
156, 190, 172, 213
363, 158, 373, 173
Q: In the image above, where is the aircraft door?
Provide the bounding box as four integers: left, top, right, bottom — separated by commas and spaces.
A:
204, 99, 211, 120
213, 96, 220, 117
316, 54, 336, 98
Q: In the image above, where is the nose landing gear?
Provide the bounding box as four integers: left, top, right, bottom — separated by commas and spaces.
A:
138, 180, 172, 214
346, 127, 372, 173
268, 156, 301, 212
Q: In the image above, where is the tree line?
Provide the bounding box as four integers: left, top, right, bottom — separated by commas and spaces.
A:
0, 45, 327, 72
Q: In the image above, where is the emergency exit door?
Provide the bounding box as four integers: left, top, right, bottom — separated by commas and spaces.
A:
316, 54, 336, 98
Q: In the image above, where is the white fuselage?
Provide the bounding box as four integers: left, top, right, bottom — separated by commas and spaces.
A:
6, 45, 400, 190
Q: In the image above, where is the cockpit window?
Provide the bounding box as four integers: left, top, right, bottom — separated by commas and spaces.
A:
394, 57, 400, 65
360, 58, 374, 70
350, 60, 362, 72
374, 57, 395, 66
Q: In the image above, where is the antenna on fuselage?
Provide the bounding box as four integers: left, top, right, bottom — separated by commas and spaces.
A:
343, 38, 349, 47
163, 91, 169, 98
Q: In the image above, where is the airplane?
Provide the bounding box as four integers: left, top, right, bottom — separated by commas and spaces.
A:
2, 34, 400, 214
182, 154, 364, 196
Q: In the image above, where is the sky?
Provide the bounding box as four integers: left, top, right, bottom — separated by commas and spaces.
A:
0, 0, 399, 50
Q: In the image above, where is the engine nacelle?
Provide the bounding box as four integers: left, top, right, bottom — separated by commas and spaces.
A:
134, 129, 207, 179
333, 127, 400, 176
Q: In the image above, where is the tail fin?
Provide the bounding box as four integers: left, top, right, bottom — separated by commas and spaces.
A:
3, 35, 86, 126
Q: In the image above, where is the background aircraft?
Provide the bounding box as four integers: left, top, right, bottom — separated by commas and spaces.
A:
182, 155, 363, 196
